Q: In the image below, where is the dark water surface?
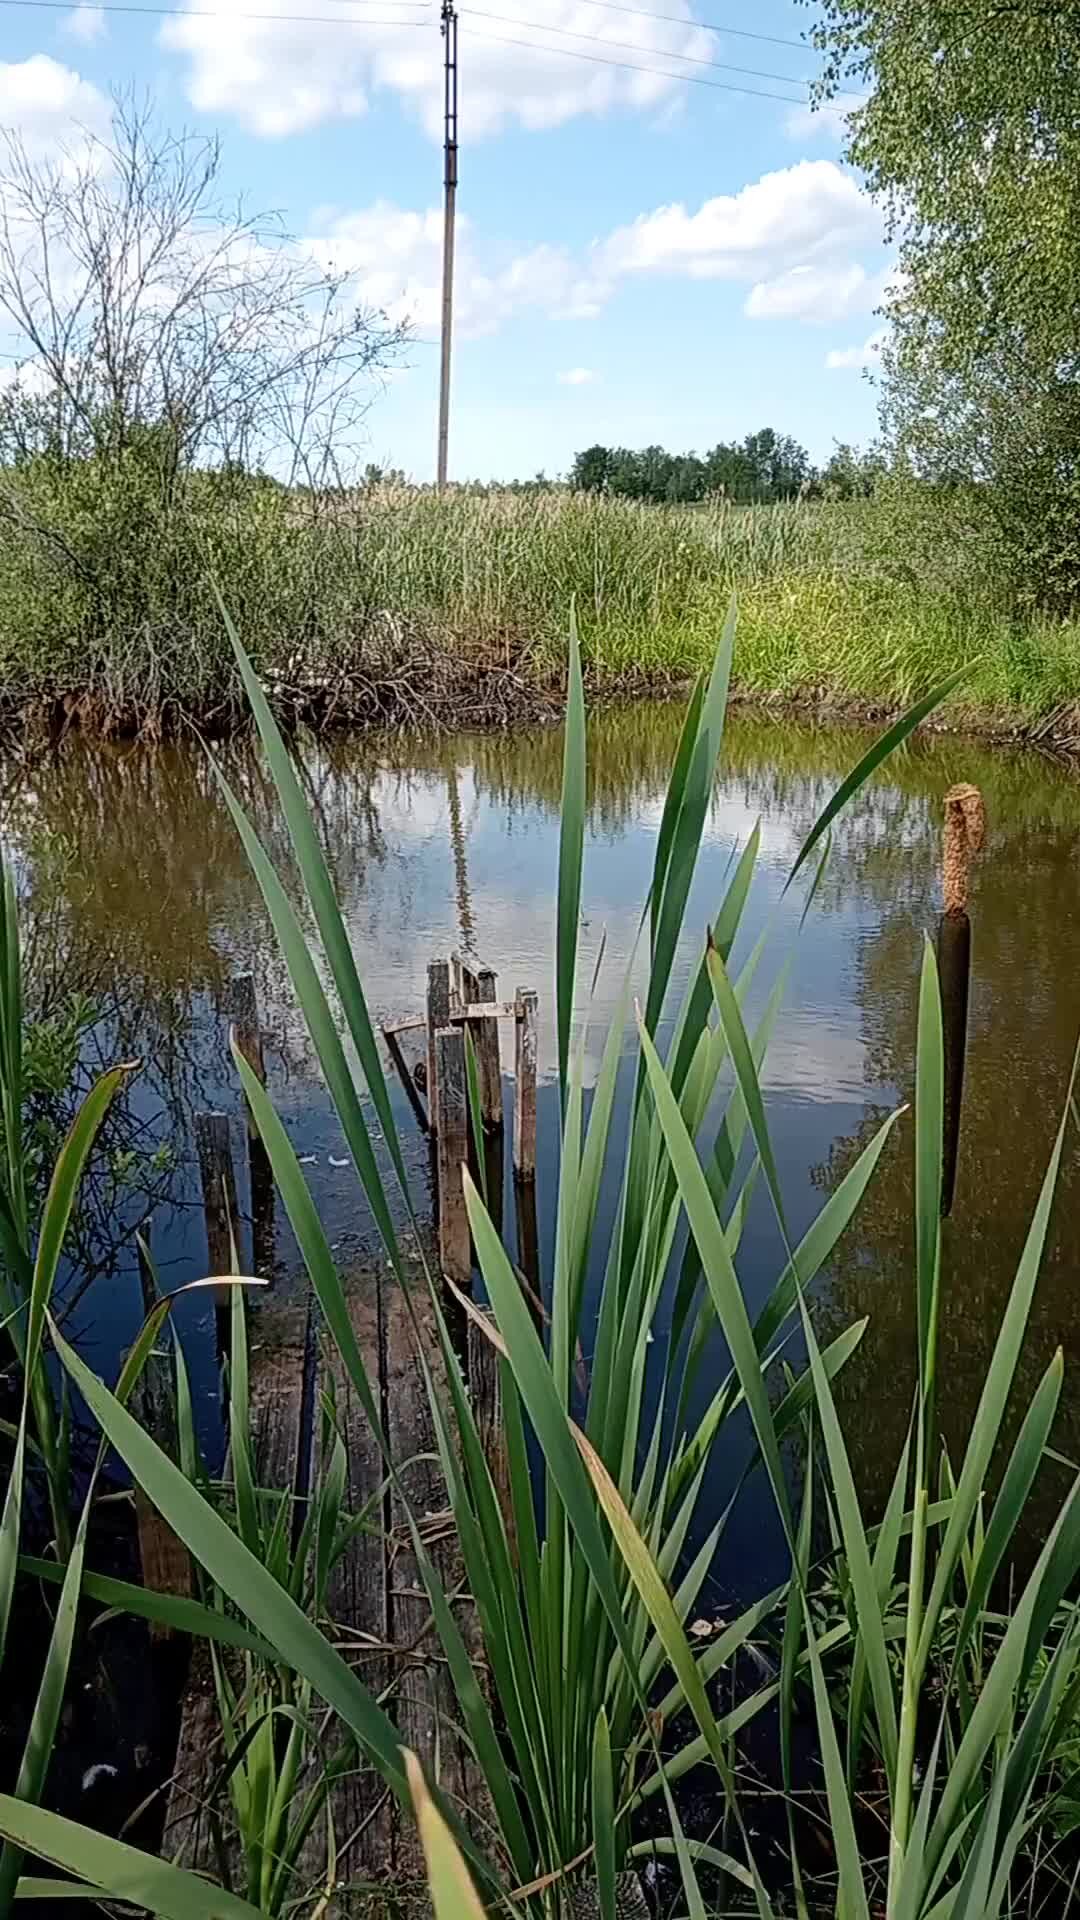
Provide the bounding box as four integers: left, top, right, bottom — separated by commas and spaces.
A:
7, 705, 1080, 1601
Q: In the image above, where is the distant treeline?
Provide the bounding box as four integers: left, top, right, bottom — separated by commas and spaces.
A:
569, 433, 884, 505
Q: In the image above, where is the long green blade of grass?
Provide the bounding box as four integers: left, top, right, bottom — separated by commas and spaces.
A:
214, 585, 409, 1200
556, 601, 586, 1110
0, 1797, 266, 1920
786, 660, 978, 889
48, 1321, 412, 1807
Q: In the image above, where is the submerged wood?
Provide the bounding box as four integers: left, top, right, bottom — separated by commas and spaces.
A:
164, 1265, 492, 1902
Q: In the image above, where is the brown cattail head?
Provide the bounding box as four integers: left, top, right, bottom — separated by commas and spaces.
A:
942, 783, 986, 915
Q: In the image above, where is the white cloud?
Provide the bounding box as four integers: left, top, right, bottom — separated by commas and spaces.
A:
826, 325, 886, 371
306, 201, 599, 340
785, 95, 865, 144
745, 259, 889, 324
557, 366, 595, 386
0, 55, 109, 153
593, 160, 880, 291
62, 3, 106, 43
308, 162, 884, 352
160, 0, 720, 140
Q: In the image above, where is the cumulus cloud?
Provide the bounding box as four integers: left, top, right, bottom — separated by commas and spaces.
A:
306, 162, 884, 350
62, 4, 107, 42
593, 160, 880, 290
160, 0, 720, 140
557, 367, 596, 385
305, 201, 599, 339
825, 325, 886, 371
745, 259, 890, 324
0, 54, 109, 153
785, 95, 864, 144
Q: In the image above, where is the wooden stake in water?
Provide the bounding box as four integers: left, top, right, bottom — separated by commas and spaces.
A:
513, 988, 538, 1181
426, 959, 451, 1130
474, 966, 503, 1131
939, 783, 986, 1216
195, 1111, 239, 1353
435, 1023, 470, 1289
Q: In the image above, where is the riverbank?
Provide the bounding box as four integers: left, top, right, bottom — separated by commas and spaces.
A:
3, 482, 1080, 744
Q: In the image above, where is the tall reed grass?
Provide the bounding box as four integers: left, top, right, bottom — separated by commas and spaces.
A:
3, 475, 1080, 734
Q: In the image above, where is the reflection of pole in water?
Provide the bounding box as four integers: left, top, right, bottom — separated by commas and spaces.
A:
446, 762, 476, 958
938, 784, 986, 1216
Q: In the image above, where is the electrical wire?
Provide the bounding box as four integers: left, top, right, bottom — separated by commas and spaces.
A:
540, 0, 813, 52
462, 4, 821, 89
0, 0, 847, 110
0, 0, 429, 20
467, 24, 807, 98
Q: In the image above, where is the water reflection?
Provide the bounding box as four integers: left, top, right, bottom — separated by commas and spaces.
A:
5, 710, 1080, 1588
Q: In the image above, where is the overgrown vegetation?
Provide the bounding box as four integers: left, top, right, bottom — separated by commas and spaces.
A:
2, 608, 1080, 1916
6, 473, 1080, 741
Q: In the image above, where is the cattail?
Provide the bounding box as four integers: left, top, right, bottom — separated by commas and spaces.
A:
942, 783, 986, 916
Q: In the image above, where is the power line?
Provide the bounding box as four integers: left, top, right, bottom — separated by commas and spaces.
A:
468, 25, 807, 99
0, 0, 430, 19
540, 0, 813, 53
462, 5, 820, 89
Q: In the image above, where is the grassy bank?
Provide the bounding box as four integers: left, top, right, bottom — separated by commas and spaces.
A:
4, 472, 1080, 739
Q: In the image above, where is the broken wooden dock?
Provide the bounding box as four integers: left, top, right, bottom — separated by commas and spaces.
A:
161, 954, 536, 1908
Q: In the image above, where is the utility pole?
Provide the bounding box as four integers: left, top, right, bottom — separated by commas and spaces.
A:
436, 0, 458, 489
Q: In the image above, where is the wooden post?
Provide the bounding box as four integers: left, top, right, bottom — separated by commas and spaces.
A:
195, 1112, 238, 1357
195, 1112, 238, 1275
473, 967, 503, 1131
228, 973, 273, 1278
426, 960, 451, 1133
939, 784, 984, 1217
513, 988, 538, 1181
434, 1024, 470, 1290
133, 1232, 192, 1634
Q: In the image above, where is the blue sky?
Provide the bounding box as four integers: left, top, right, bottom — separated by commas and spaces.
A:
0, 0, 887, 479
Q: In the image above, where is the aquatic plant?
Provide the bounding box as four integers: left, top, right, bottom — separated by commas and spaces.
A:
1, 601, 1080, 1918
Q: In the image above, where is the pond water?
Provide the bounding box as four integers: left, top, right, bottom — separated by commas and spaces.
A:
6, 703, 1080, 1604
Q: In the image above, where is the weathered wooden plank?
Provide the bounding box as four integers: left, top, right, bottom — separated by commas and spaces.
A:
426, 960, 451, 1126
470, 968, 503, 1132
163, 1303, 310, 1876
382, 1266, 483, 1881
513, 989, 538, 1180
194, 1112, 238, 1279
435, 1026, 470, 1291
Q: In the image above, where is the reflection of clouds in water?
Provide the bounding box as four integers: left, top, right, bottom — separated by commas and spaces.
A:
638, 789, 798, 868
761, 1011, 868, 1104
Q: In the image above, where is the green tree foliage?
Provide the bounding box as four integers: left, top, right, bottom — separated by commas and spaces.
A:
813, 0, 1080, 611
570, 427, 814, 503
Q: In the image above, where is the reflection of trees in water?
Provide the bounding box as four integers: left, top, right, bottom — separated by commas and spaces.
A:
370, 707, 1080, 873
6, 710, 1080, 1479
812, 823, 1080, 1550
0, 735, 393, 1302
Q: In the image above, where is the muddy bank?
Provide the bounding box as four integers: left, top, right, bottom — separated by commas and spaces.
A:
3, 646, 1077, 758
